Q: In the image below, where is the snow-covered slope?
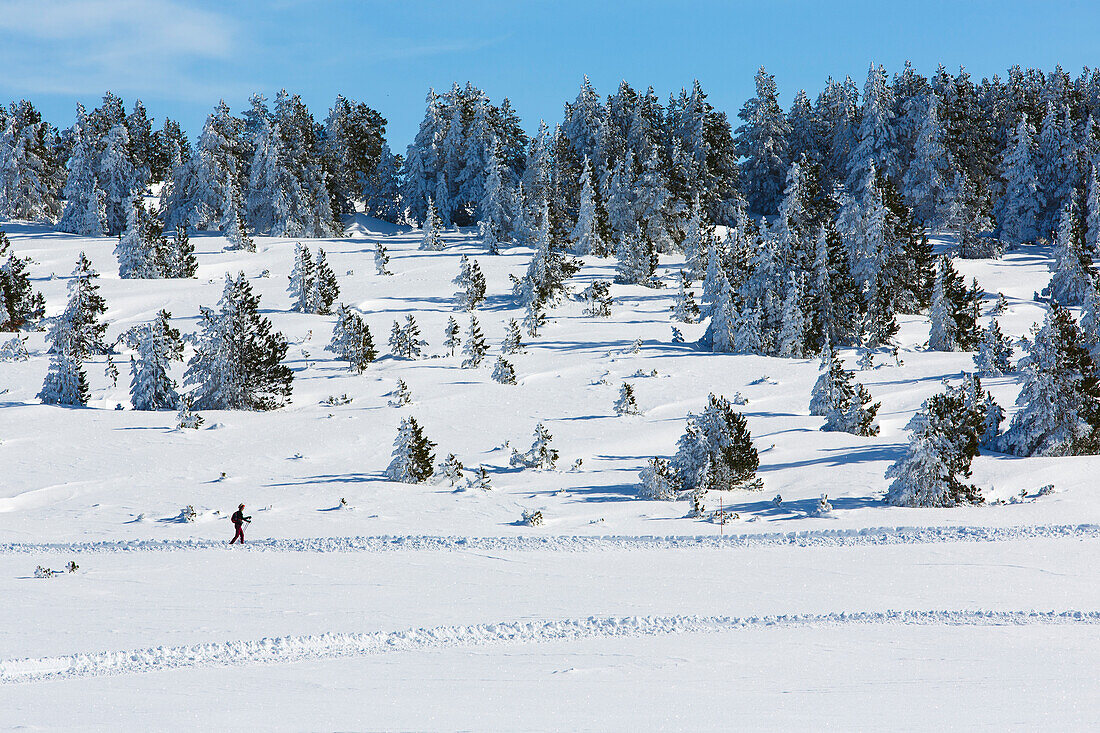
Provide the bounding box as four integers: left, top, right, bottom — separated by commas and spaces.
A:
2, 220, 1098, 730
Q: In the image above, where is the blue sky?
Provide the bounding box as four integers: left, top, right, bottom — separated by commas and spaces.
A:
1, 0, 1098, 151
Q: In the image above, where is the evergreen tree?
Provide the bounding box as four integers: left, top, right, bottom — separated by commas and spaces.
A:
419, 197, 446, 251
184, 273, 293, 410
452, 255, 486, 311
671, 270, 700, 323
129, 310, 183, 411
583, 280, 613, 317
38, 337, 89, 407
56, 253, 109, 358
438, 453, 465, 487
614, 382, 640, 415
571, 157, 607, 256
467, 465, 493, 491
637, 457, 679, 501
163, 101, 241, 231
163, 224, 197, 278
928, 256, 982, 351
510, 422, 559, 470
312, 249, 339, 315
736, 67, 791, 214
388, 315, 426, 359
57, 106, 107, 236
287, 243, 315, 313
973, 319, 1014, 376
461, 316, 488, 368
491, 356, 517, 384
776, 272, 807, 358
115, 194, 160, 279
996, 114, 1040, 244
1047, 196, 1094, 306
816, 350, 880, 436
847, 63, 898, 193
374, 243, 391, 275
671, 394, 761, 492
220, 168, 253, 252
479, 138, 510, 248
0, 100, 64, 222
704, 270, 736, 353
997, 304, 1100, 456
885, 378, 994, 507
501, 318, 524, 354
326, 304, 376, 372
615, 221, 658, 286
385, 416, 436, 483
903, 93, 952, 227
443, 316, 461, 356
387, 378, 412, 407
0, 231, 45, 330
97, 124, 138, 234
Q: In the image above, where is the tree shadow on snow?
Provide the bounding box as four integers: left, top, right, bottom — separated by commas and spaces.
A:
759, 443, 906, 472
718, 493, 882, 519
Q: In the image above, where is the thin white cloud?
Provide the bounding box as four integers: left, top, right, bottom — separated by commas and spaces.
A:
0, 0, 245, 101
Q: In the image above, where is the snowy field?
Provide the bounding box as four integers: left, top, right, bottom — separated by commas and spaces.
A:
2, 219, 1099, 730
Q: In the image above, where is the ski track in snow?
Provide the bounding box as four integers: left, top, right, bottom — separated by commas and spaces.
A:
3, 610, 1097, 684
2, 523, 1097, 555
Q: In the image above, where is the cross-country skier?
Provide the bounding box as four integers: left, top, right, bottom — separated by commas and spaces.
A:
230, 503, 251, 544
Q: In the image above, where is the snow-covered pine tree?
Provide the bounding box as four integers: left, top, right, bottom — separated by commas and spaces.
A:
680, 195, 710, 279
38, 336, 89, 406
0, 100, 64, 222
387, 378, 412, 407
733, 301, 764, 355
884, 379, 991, 507
615, 220, 658, 286
817, 350, 880, 436
776, 272, 807, 358
129, 310, 183, 411
452, 255, 486, 311
928, 256, 982, 351
287, 246, 315, 318
671, 394, 761, 492
996, 113, 1040, 244
467, 465, 493, 491
419, 197, 445, 251
163, 100, 239, 231
808, 341, 835, 417
0, 232, 45, 330
221, 170, 253, 252
501, 318, 524, 354
184, 273, 293, 410
461, 316, 488, 368
438, 453, 465, 487
671, 270, 700, 323
903, 92, 952, 228
443, 316, 461, 356
311, 249, 339, 315
704, 270, 736, 353
57, 252, 109, 358
997, 303, 1100, 456
571, 156, 607, 256
175, 395, 203, 429
97, 124, 138, 234
326, 304, 376, 372
973, 319, 1014, 376
510, 422, 559, 470
57, 107, 107, 236
847, 63, 897, 194
115, 194, 160, 279
374, 243, 391, 275
583, 280, 612, 317
736, 67, 791, 214
162, 224, 198, 278
614, 382, 640, 415
1047, 196, 1093, 306
637, 456, 679, 501
491, 356, 517, 384
385, 416, 436, 483
1081, 281, 1100, 351
479, 138, 510, 250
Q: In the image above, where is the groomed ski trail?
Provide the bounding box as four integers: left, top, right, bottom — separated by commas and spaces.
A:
3, 522, 1097, 555
4, 609, 1098, 684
